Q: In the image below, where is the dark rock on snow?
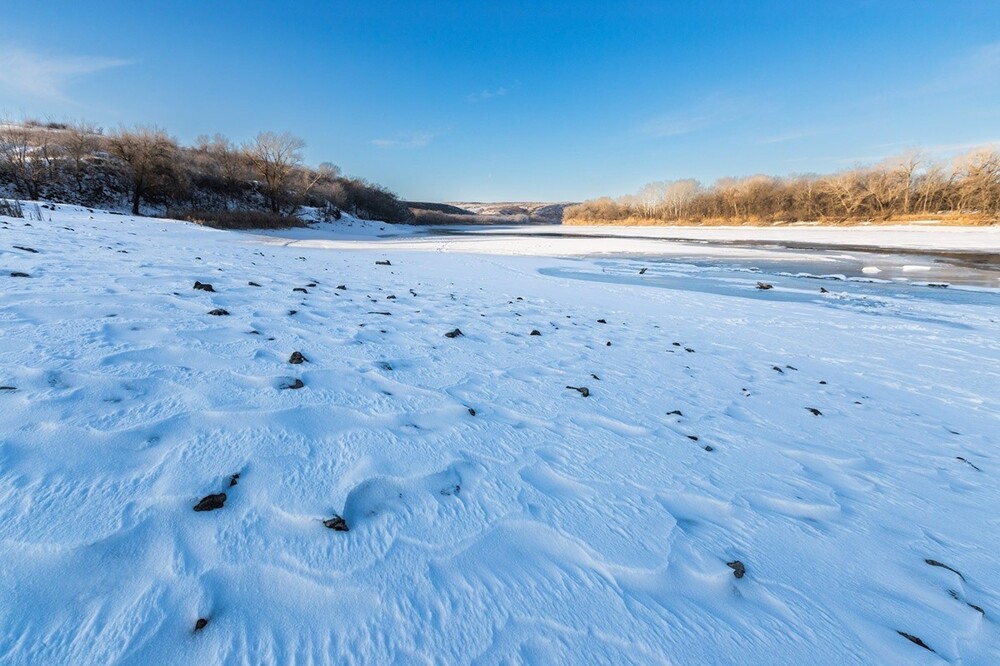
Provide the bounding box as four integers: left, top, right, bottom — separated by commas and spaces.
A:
193, 493, 226, 512
727, 560, 746, 579
925, 559, 965, 580
897, 631, 934, 652
324, 515, 349, 531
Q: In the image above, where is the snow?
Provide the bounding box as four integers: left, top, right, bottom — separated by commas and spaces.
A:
1, 204, 999, 664
512, 223, 1000, 252
256, 222, 1000, 262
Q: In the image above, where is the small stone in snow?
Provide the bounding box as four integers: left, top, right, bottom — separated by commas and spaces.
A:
727, 560, 746, 578
195, 618, 209, 632
193, 281, 215, 292
530, 330, 541, 336
194, 493, 226, 512
289, 351, 307, 364
757, 282, 773, 290
376, 260, 391, 266
566, 386, 590, 397
293, 287, 308, 293
248, 281, 261, 287
10, 272, 30, 278
207, 308, 229, 316
807, 407, 823, 416
896, 631, 934, 652
957, 457, 982, 471
282, 379, 305, 390
324, 515, 349, 531
444, 328, 463, 338
925, 559, 965, 580
468, 408, 476, 416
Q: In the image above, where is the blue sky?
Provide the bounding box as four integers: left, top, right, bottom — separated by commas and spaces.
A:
1, 1, 999, 202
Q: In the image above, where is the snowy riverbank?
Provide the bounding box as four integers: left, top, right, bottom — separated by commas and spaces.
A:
1, 205, 998, 663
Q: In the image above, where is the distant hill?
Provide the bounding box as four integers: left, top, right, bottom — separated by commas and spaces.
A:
448, 202, 578, 224
405, 201, 577, 226
405, 202, 476, 216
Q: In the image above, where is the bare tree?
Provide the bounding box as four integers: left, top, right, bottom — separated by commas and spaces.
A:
63, 121, 102, 196
199, 134, 251, 207
0, 119, 58, 200
107, 126, 178, 215
246, 131, 305, 214
663, 179, 699, 218
954, 149, 1000, 214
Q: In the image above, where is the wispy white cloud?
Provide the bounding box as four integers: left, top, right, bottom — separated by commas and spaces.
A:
466, 86, 509, 103
756, 128, 827, 145
951, 41, 1000, 86
0, 46, 130, 102
640, 95, 753, 138
919, 138, 1000, 156
371, 132, 434, 149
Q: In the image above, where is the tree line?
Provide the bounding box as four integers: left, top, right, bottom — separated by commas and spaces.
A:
565, 150, 1000, 225
0, 118, 413, 224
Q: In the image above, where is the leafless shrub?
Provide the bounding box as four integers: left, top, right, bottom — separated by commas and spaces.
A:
170, 209, 307, 230
567, 149, 1000, 225
0, 199, 24, 218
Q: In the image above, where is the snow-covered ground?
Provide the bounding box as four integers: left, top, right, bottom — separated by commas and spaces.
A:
1, 205, 999, 664
531, 223, 1000, 252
